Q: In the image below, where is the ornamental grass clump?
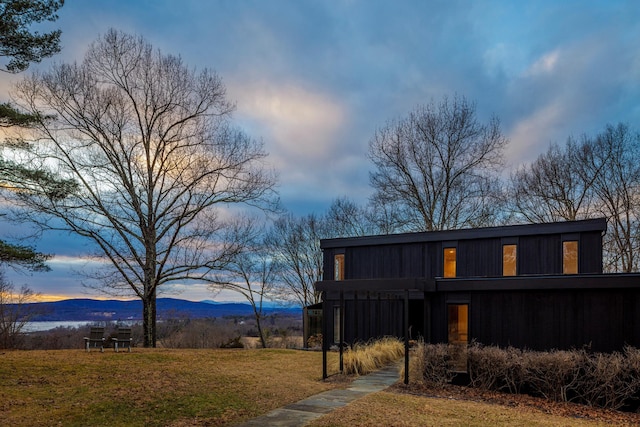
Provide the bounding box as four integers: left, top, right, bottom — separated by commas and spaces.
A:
343, 337, 404, 375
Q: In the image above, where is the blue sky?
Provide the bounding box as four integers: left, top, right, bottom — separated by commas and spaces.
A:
2, 0, 639, 301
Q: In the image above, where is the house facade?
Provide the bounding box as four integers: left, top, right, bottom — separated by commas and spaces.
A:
315, 218, 640, 378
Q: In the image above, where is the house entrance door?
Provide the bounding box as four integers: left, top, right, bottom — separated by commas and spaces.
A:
448, 304, 469, 371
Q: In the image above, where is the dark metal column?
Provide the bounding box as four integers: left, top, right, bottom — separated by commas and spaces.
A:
339, 290, 344, 373
404, 289, 409, 385
322, 292, 328, 379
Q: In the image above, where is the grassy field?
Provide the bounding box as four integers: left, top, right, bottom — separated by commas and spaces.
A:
1, 348, 639, 426
0, 348, 340, 426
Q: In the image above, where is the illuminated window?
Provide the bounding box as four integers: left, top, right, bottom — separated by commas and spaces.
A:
334, 254, 345, 280
502, 244, 517, 276
563, 241, 578, 274
443, 247, 456, 278
448, 304, 469, 371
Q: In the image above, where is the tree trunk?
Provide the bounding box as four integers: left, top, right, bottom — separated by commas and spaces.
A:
142, 291, 157, 348
256, 314, 267, 349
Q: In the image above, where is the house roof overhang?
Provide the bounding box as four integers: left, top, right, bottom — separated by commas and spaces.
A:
320, 218, 607, 249
316, 278, 430, 293
315, 272, 640, 294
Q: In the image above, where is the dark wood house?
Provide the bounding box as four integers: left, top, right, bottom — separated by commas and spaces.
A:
314, 218, 640, 379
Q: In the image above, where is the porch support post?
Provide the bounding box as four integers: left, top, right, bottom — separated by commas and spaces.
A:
339, 290, 344, 373
404, 289, 409, 385
322, 292, 328, 379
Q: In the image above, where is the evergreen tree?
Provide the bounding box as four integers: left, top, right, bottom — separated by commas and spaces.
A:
0, 0, 64, 73
0, 0, 65, 270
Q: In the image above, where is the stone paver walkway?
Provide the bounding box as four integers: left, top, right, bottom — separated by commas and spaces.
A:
235, 363, 401, 426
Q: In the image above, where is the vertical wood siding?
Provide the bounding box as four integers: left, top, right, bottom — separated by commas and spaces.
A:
319, 221, 616, 352
467, 289, 638, 352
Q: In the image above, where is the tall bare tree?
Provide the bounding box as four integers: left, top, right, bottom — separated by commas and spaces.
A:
264, 199, 378, 310
5, 29, 277, 347
508, 123, 640, 273
509, 140, 598, 223
578, 123, 640, 272
207, 216, 277, 348
368, 96, 507, 232
266, 213, 326, 307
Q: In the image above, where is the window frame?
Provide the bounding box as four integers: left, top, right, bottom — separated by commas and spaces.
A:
501, 237, 518, 277
561, 234, 579, 275
442, 241, 458, 278
334, 252, 345, 281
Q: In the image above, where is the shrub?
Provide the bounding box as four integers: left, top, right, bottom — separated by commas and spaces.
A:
468, 343, 526, 393
571, 347, 640, 410
524, 349, 581, 402
412, 341, 456, 386
220, 336, 244, 348
307, 333, 322, 349
417, 342, 640, 412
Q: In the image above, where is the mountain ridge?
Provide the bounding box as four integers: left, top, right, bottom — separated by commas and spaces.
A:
24, 298, 300, 321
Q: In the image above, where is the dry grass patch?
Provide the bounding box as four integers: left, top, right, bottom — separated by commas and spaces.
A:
308, 390, 621, 427
0, 348, 340, 426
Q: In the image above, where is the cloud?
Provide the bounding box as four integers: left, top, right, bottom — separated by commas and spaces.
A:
524, 50, 561, 77
483, 43, 527, 80
230, 80, 347, 161
227, 79, 359, 211
505, 100, 565, 166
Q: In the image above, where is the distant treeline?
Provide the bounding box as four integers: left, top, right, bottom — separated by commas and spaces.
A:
19, 313, 302, 351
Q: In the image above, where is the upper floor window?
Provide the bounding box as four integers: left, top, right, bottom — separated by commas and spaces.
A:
443, 247, 457, 278
563, 240, 578, 274
502, 244, 517, 276
334, 254, 345, 280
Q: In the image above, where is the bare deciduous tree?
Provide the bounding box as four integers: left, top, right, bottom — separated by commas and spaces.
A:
325, 197, 379, 238
0, 272, 40, 349
508, 123, 640, 273
578, 123, 640, 272
266, 213, 326, 307
509, 140, 597, 223
263, 199, 378, 311
207, 217, 277, 348
6, 29, 277, 347
368, 96, 507, 232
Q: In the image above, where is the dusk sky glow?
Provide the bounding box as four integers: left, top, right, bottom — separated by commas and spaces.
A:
1, 0, 639, 302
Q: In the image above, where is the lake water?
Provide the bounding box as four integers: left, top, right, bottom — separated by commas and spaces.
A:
24, 321, 93, 332
24, 320, 140, 332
